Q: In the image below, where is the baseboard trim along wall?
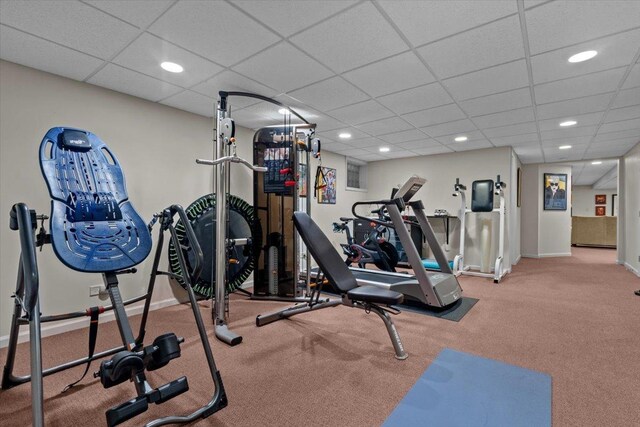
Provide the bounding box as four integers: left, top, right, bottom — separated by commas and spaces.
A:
0, 297, 179, 348
521, 253, 572, 258
624, 262, 640, 278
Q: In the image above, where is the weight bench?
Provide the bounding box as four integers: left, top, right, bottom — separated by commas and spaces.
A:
256, 212, 407, 360
2, 128, 227, 426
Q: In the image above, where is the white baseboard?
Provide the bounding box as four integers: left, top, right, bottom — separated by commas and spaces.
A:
521, 253, 540, 258
624, 262, 640, 277
513, 255, 522, 264
538, 252, 572, 258
0, 297, 179, 349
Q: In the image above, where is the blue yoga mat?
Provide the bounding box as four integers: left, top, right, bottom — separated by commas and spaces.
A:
422, 259, 454, 271
383, 348, 552, 427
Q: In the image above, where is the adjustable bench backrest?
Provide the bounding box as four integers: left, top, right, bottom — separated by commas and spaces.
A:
293, 211, 357, 293
39, 127, 152, 272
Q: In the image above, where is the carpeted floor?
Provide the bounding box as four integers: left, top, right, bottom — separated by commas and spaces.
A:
1, 247, 638, 426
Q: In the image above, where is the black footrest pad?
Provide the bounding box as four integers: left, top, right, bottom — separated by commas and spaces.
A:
156, 376, 189, 404
347, 285, 404, 305
106, 396, 148, 427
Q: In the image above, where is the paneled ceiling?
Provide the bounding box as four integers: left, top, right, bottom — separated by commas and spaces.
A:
1, 0, 639, 187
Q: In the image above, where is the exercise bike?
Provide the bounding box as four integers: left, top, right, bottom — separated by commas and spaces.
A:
333, 209, 399, 272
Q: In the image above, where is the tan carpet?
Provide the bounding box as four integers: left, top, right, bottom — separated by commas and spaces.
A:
1, 247, 639, 426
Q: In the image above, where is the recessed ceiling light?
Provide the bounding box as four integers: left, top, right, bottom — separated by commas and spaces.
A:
278, 108, 289, 115
559, 145, 572, 150
338, 133, 351, 139
160, 61, 183, 73
454, 136, 468, 142
568, 50, 598, 63
591, 161, 602, 165
559, 120, 577, 127
379, 147, 390, 153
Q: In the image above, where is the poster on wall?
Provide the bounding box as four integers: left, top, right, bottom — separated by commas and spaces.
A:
317, 167, 336, 204
595, 206, 606, 216
517, 167, 522, 207
299, 164, 307, 197
543, 173, 567, 210
595, 194, 606, 204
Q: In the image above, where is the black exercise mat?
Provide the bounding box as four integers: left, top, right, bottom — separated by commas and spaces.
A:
395, 296, 479, 322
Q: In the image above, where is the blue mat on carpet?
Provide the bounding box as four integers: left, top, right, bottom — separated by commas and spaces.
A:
383, 348, 552, 427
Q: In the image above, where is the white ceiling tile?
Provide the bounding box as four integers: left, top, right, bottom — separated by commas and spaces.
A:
84, 0, 172, 28
591, 136, 639, 147
349, 137, 384, 149
543, 147, 588, 162
490, 133, 540, 147
540, 125, 598, 141
540, 136, 592, 147
229, 103, 285, 129
595, 128, 640, 142
355, 116, 413, 136
612, 87, 640, 109
342, 52, 434, 97
443, 60, 529, 100
383, 149, 419, 159
598, 118, 640, 134
396, 138, 441, 150
606, 105, 640, 123
88, 64, 182, 102
531, 29, 640, 84
357, 153, 387, 162
232, 42, 332, 92
0, 25, 103, 81
113, 33, 223, 88
483, 122, 538, 138
622, 63, 640, 89
449, 140, 494, 152
525, 1, 552, 9
378, 0, 516, 47
289, 2, 408, 73
435, 130, 485, 145
149, 1, 280, 66
412, 146, 454, 156
160, 90, 215, 117
534, 67, 627, 104
418, 16, 524, 79
0, 0, 138, 58
288, 77, 369, 111
191, 71, 277, 108
231, 0, 357, 37
586, 143, 637, 157
472, 107, 535, 129
379, 129, 429, 144
459, 88, 532, 117
538, 112, 604, 131
377, 82, 453, 115
322, 141, 352, 153
328, 100, 394, 125
525, 0, 640, 54
402, 104, 466, 128
421, 119, 477, 138
536, 92, 614, 120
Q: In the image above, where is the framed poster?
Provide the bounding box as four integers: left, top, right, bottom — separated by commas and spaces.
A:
317, 167, 336, 204
517, 167, 522, 207
543, 173, 567, 210
595, 194, 606, 205
595, 206, 606, 216
299, 164, 307, 197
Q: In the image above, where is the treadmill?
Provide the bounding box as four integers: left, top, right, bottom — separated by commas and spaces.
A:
312, 176, 462, 309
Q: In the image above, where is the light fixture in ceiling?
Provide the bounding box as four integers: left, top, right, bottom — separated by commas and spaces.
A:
559, 120, 577, 127
559, 145, 572, 150
454, 135, 468, 142
379, 147, 390, 153
591, 160, 602, 165
568, 50, 598, 63
160, 61, 184, 73
338, 133, 351, 139
278, 108, 289, 115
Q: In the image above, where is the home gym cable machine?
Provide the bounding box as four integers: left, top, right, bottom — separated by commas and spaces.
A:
195, 91, 317, 346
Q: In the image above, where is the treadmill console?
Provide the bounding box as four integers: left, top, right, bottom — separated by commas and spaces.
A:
394, 176, 427, 203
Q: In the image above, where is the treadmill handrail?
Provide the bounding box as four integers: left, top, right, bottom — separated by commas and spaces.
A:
352, 199, 404, 228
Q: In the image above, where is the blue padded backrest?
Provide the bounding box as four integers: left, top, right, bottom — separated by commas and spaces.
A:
471, 179, 494, 213
39, 127, 152, 272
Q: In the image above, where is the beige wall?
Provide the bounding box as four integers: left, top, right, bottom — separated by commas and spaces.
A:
572, 186, 617, 217
521, 164, 573, 257
622, 143, 640, 275
366, 146, 518, 270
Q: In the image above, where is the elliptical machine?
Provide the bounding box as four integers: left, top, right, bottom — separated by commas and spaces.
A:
333, 210, 399, 272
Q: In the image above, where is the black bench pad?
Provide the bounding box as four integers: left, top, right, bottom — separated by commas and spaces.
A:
347, 285, 404, 305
